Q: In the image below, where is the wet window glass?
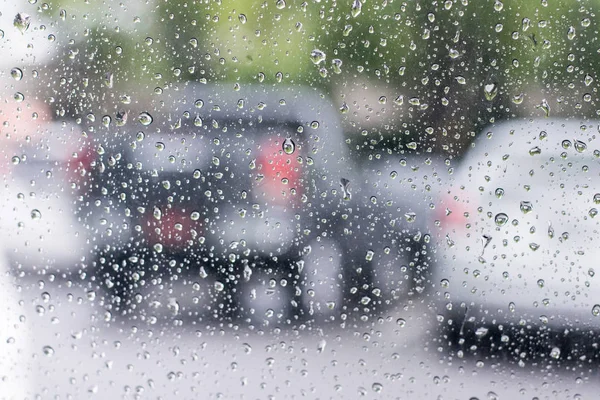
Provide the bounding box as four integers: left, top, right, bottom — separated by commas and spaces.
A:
2, 0, 600, 398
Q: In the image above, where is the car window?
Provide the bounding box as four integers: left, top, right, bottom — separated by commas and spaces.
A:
3, 0, 600, 398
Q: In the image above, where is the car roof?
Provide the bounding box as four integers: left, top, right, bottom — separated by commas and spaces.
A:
466, 118, 599, 162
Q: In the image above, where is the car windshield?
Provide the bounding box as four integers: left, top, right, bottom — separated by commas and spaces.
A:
3, 0, 600, 398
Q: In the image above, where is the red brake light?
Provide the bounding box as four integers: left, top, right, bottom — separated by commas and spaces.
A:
255, 139, 302, 205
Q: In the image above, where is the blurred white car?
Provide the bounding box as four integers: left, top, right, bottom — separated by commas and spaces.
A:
0, 253, 31, 399
1, 121, 93, 275
432, 119, 600, 350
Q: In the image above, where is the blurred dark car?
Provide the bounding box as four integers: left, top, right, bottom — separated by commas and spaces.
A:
88, 84, 435, 325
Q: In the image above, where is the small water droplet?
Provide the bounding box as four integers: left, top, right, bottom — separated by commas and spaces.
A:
592, 304, 600, 316
365, 250, 374, 261
495, 188, 504, 198
31, 209, 41, 220
238, 14, 247, 24
585, 74, 594, 87
14, 92, 25, 102
42, 345, 54, 356
550, 346, 561, 359
214, 281, 225, 291
567, 26, 576, 40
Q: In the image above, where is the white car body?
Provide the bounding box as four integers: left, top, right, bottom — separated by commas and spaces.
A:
432, 119, 600, 331
0, 254, 31, 399
1, 122, 91, 274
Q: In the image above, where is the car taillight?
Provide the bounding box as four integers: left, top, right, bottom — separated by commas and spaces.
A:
255, 138, 302, 206
145, 208, 202, 249
67, 142, 95, 192
436, 192, 472, 233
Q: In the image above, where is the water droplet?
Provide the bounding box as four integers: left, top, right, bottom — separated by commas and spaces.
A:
589, 208, 598, 218
138, 112, 153, 126
538, 99, 551, 117
529, 242, 540, 251
529, 146, 542, 156
115, 110, 127, 126
592, 304, 600, 316
404, 212, 417, 223
512, 93, 524, 104
483, 75, 499, 101
550, 346, 561, 359
214, 281, 225, 291
42, 345, 54, 357
351, 0, 362, 17
310, 49, 326, 65
11, 156, 20, 165
520, 201, 533, 214
495, 188, 504, 198
14, 13, 31, 34
365, 250, 374, 261
548, 223, 554, 238
238, 14, 247, 24
475, 327, 489, 337
31, 209, 41, 220
340, 178, 351, 201
14, 92, 25, 102
494, 213, 508, 226
508, 302, 516, 312
537, 279, 545, 288
567, 26, 576, 40
455, 76, 467, 85
585, 74, 594, 87
331, 58, 343, 74
574, 139, 587, 153
282, 137, 295, 154
317, 339, 326, 353
493, 0, 503, 11
372, 383, 383, 393
10, 68, 23, 81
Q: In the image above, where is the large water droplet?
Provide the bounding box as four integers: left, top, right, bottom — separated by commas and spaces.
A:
351, 0, 362, 17
282, 137, 295, 154
574, 139, 587, 153
494, 213, 508, 226
520, 201, 533, 214
340, 178, 351, 201
538, 99, 551, 117
40, 345, 55, 359
14, 13, 31, 34
138, 112, 153, 126
310, 49, 326, 65
10, 68, 23, 81
31, 209, 42, 220
592, 304, 600, 316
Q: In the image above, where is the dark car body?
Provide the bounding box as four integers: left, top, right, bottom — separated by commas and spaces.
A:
88, 84, 434, 324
